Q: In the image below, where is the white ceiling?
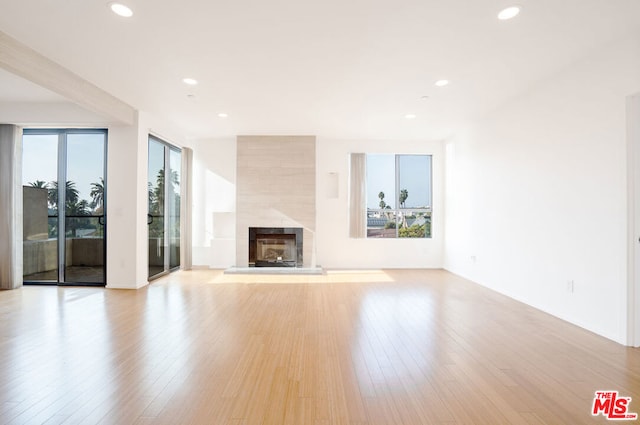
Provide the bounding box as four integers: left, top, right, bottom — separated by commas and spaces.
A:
1, 0, 639, 140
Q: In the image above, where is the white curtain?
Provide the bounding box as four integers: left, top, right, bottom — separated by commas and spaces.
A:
0, 124, 22, 289
180, 147, 193, 270
349, 153, 366, 238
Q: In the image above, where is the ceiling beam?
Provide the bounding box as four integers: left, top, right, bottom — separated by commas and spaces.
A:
0, 101, 116, 126
0, 31, 135, 125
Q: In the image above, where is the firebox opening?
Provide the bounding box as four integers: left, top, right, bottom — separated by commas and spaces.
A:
249, 227, 303, 267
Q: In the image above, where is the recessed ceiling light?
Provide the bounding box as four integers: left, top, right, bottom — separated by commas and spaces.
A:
182, 78, 198, 86
405, 114, 417, 120
434, 80, 449, 87
108, 2, 133, 17
218, 113, 228, 118
498, 6, 520, 20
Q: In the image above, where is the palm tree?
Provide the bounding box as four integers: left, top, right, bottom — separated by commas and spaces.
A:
90, 178, 104, 213
66, 199, 91, 237
399, 189, 408, 208
28, 180, 49, 189
378, 191, 386, 209
152, 168, 179, 215
148, 182, 155, 209
68, 199, 91, 216
48, 180, 79, 211
152, 170, 165, 215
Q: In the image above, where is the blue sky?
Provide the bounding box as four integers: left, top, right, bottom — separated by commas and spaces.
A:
148, 139, 165, 188
366, 154, 432, 209
22, 133, 104, 204
23, 134, 179, 211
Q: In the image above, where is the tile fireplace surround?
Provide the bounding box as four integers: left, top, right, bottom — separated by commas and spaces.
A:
235, 136, 316, 268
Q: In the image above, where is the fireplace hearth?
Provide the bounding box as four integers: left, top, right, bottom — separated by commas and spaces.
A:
249, 227, 303, 267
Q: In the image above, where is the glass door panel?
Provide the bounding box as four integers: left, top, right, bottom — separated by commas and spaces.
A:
148, 136, 181, 279
148, 138, 166, 278
22, 134, 59, 282
64, 133, 106, 283
169, 148, 181, 270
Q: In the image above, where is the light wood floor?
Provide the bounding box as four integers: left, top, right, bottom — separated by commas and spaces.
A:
1, 269, 639, 425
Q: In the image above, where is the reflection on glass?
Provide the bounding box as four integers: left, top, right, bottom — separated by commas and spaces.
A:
398, 155, 432, 239
366, 154, 396, 210
64, 133, 106, 283
366, 214, 399, 239
148, 138, 181, 278
148, 138, 165, 278
398, 155, 432, 209
169, 148, 181, 269
366, 154, 396, 238
22, 134, 58, 281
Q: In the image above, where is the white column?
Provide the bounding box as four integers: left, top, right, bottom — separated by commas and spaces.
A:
106, 118, 149, 289
0, 124, 22, 289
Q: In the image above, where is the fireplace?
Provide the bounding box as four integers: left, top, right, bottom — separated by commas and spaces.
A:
249, 227, 303, 267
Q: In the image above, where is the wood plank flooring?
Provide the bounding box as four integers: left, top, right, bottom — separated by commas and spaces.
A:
0, 269, 639, 424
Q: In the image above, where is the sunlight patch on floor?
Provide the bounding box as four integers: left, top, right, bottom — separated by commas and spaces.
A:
202, 269, 396, 284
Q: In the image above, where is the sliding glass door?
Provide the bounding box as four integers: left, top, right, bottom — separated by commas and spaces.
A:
148, 136, 181, 279
22, 129, 107, 285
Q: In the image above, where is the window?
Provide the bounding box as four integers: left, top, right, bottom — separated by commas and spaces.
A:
366, 154, 432, 238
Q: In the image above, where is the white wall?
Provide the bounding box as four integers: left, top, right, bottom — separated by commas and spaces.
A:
628, 94, 640, 346
190, 137, 237, 268
444, 34, 640, 344
316, 138, 444, 269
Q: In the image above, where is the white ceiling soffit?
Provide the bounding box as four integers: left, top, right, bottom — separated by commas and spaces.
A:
0, 0, 639, 139
0, 31, 135, 125
0, 67, 64, 103
0, 68, 111, 125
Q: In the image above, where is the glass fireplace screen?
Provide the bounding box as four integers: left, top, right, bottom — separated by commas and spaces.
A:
256, 234, 297, 264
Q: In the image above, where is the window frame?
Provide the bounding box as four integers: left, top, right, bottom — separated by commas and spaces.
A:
365, 153, 432, 239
